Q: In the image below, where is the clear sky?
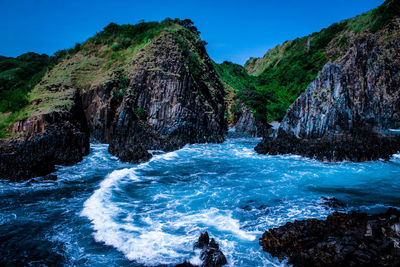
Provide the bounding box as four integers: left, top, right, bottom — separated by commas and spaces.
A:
0, 0, 385, 65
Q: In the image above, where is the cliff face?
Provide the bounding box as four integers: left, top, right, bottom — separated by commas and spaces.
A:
0, 21, 227, 180
0, 92, 89, 181
256, 19, 400, 161
231, 104, 271, 137
82, 30, 227, 163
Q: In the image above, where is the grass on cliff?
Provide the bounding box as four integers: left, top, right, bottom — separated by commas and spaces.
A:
234, 0, 400, 122
0, 18, 205, 138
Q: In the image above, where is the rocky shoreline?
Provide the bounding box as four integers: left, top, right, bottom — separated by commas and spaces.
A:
0, 93, 90, 181
260, 208, 400, 266
0, 28, 228, 181
255, 19, 400, 161
255, 130, 400, 162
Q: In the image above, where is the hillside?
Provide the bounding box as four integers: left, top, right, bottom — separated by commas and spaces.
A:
255, 0, 400, 161
0, 18, 227, 180
218, 0, 400, 122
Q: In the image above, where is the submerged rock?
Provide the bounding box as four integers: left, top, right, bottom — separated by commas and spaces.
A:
260, 208, 400, 266
175, 232, 227, 267
320, 196, 346, 209
256, 20, 400, 161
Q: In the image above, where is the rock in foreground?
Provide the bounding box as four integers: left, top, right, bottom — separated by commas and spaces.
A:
260, 208, 400, 267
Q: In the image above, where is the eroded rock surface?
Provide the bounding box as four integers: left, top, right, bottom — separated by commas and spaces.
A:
232, 104, 271, 137
0, 92, 89, 181
256, 20, 400, 161
82, 31, 227, 163
260, 208, 400, 267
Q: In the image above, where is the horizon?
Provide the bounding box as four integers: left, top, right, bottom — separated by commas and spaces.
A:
0, 0, 385, 65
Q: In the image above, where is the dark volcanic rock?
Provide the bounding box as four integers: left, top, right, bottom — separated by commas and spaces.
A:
82, 31, 227, 163
320, 196, 346, 209
256, 20, 400, 161
260, 208, 400, 267
194, 232, 227, 267
0, 93, 90, 181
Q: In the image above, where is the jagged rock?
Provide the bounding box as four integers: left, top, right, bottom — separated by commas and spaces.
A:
256, 20, 400, 161
0, 93, 90, 181
259, 208, 400, 267
0, 25, 227, 180
194, 231, 227, 267
175, 261, 197, 267
82, 31, 227, 163
194, 232, 210, 249
233, 103, 272, 137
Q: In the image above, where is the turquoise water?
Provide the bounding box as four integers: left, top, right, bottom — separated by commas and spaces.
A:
1, 137, 400, 266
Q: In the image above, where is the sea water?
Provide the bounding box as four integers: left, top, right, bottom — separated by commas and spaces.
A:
1, 137, 400, 266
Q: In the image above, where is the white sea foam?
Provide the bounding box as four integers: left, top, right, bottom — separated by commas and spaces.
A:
77, 137, 400, 266
82, 162, 257, 264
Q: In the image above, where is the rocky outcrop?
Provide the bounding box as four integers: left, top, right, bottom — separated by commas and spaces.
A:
174, 232, 227, 267
232, 104, 271, 137
193, 231, 227, 267
0, 24, 227, 180
256, 20, 400, 161
0, 92, 89, 181
260, 208, 400, 267
82, 31, 227, 163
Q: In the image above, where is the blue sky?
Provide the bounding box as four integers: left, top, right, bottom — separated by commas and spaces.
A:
0, 0, 384, 65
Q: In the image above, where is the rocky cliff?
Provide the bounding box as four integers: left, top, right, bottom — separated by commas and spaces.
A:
0, 91, 89, 181
81, 29, 227, 163
0, 19, 227, 180
256, 18, 400, 161
230, 104, 271, 137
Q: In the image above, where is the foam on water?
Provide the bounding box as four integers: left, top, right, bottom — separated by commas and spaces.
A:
80, 138, 400, 266
2, 138, 400, 266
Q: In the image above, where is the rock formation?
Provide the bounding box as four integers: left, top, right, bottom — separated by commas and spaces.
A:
256, 19, 400, 161
82, 30, 227, 163
194, 231, 227, 267
0, 21, 227, 180
0, 92, 89, 181
260, 208, 400, 266
232, 104, 271, 137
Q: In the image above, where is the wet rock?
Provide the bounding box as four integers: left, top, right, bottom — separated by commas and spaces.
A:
175, 261, 197, 267
256, 20, 400, 162
320, 197, 346, 209
259, 208, 400, 266
0, 93, 90, 181
194, 231, 227, 267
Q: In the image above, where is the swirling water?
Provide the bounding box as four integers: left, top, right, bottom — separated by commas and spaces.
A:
1, 137, 400, 266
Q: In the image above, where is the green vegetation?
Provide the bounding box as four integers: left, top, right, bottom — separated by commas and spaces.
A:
370, 0, 400, 32
112, 74, 129, 100
234, 0, 400, 122
0, 18, 201, 138
134, 107, 146, 119
0, 53, 53, 112
213, 61, 259, 122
